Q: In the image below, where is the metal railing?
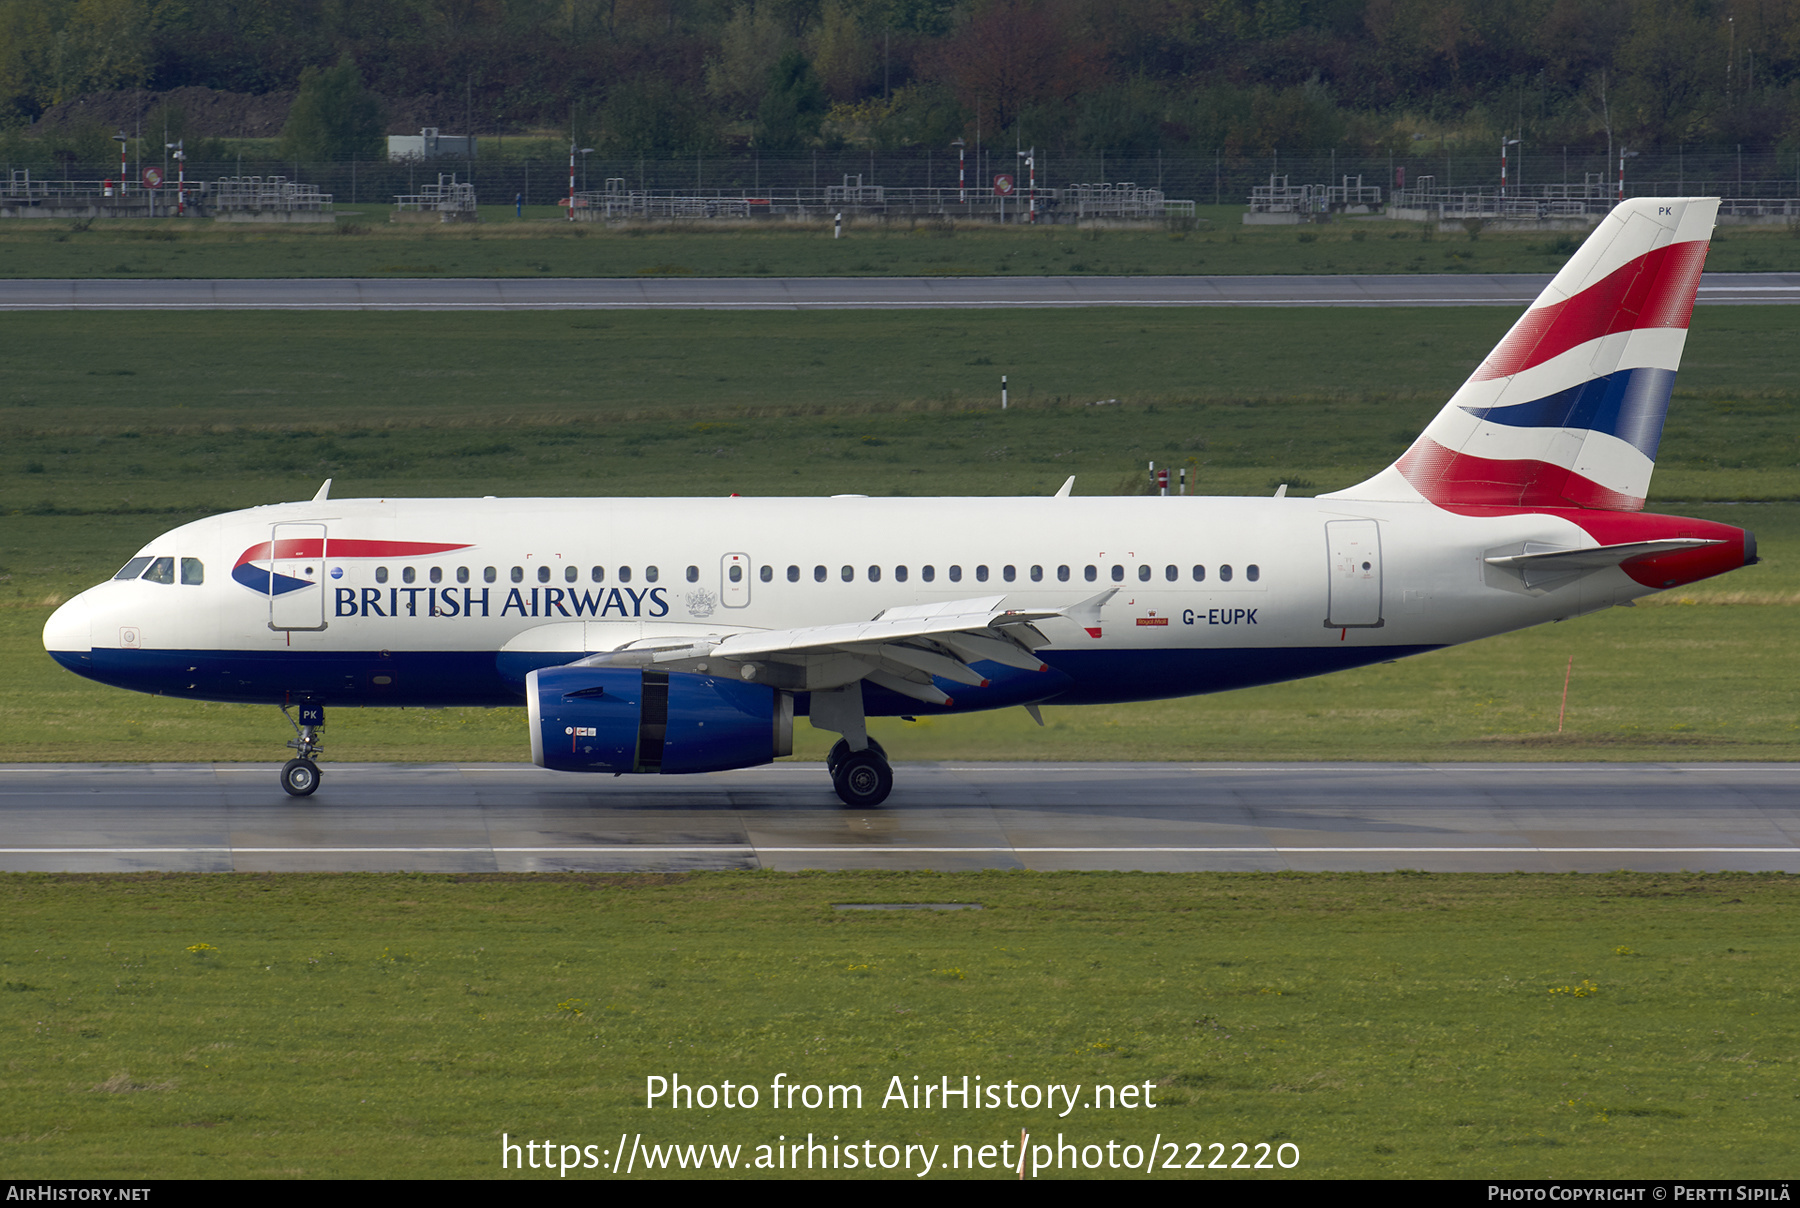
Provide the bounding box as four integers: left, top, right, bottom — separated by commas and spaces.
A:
394, 174, 476, 213
573, 182, 1189, 222
1248, 176, 1382, 214
1061, 183, 1172, 218
212, 176, 331, 211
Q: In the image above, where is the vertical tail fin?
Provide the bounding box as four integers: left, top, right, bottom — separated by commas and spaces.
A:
1326, 197, 1718, 512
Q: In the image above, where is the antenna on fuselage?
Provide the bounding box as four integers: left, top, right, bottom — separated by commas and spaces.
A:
312, 479, 332, 503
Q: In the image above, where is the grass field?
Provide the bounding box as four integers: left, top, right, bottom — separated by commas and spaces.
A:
9, 208, 1800, 279
2, 307, 1793, 765
3, 290, 1794, 1185
3, 870, 1794, 1179
5, 309, 1799, 512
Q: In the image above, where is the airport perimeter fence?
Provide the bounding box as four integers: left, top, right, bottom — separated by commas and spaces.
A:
9, 146, 1800, 217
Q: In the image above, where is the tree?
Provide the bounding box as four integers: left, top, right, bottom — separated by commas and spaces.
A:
600, 78, 719, 158
280, 58, 384, 161
757, 50, 826, 149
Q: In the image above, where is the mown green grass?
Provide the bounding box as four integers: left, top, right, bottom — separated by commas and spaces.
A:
9, 212, 1800, 278
5, 309, 1799, 513
3, 871, 1794, 1179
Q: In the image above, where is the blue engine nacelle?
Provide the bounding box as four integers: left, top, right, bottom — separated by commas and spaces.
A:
527, 665, 794, 774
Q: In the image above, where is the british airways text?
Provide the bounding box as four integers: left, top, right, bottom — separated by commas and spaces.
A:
335, 586, 671, 619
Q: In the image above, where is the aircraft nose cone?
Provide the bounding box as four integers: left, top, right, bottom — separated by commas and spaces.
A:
43, 594, 92, 657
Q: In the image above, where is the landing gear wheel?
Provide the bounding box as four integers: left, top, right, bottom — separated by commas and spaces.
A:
832, 749, 893, 808
826, 737, 886, 776
281, 758, 321, 797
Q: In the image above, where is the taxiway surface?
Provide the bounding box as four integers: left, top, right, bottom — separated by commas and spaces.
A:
2, 272, 1798, 309
3, 761, 1795, 875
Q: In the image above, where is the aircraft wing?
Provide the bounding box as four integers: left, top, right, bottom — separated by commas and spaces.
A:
574, 589, 1119, 704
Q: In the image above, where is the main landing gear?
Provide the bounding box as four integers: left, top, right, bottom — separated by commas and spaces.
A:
280, 703, 325, 797
827, 737, 892, 808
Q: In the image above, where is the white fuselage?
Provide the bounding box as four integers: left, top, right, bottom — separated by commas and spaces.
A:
44, 493, 1683, 715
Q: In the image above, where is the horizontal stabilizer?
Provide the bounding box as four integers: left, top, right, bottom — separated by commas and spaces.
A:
1484, 538, 1723, 573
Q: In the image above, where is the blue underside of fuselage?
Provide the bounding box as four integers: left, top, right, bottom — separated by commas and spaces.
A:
49, 643, 1444, 714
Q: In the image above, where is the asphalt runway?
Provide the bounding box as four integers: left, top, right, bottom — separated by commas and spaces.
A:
3, 761, 1795, 874
2, 272, 1798, 309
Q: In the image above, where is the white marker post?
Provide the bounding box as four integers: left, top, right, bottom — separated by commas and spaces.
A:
834, 211, 842, 239
1001, 375, 1007, 410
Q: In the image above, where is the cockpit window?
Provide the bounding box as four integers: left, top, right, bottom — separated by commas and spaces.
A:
141, 557, 176, 585
114, 557, 153, 580
181, 558, 204, 585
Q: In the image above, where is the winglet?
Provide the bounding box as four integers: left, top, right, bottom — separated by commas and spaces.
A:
312, 479, 332, 503
1054, 476, 1075, 498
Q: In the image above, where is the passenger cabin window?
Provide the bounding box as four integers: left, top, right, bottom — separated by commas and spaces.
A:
564, 566, 577, 583
975, 565, 988, 582
510, 566, 523, 583
403, 567, 416, 584
760, 565, 773, 583
1137, 564, 1151, 581
590, 566, 604, 582
619, 566, 632, 584
729, 565, 743, 582
1220, 565, 1234, 582
1247, 564, 1261, 582
142, 557, 175, 585
430, 566, 443, 584
686, 565, 699, 583
922, 565, 936, 582
1003, 565, 1016, 582
1031, 565, 1043, 582
841, 565, 854, 582
1165, 565, 1177, 581
1058, 565, 1070, 582
181, 558, 204, 586
457, 566, 469, 584
115, 557, 152, 580
537, 566, 550, 583
867, 565, 881, 582
484, 567, 497, 583
1084, 566, 1096, 582
895, 565, 908, 582
787, 565, 800, 582
948, 565, 962, 583
376, 566, 390, 584
645, 566, 659, 583
1110, 565, 1124, 582
814, 565, 827, 583
1193, 565, 1206, 582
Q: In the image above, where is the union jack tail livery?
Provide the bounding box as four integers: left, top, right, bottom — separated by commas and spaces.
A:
1334, 197, 1717, 512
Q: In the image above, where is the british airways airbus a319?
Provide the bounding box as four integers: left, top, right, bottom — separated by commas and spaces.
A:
43, 198, 1758, 806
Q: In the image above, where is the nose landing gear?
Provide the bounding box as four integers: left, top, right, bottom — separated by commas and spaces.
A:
280, 703, 325, 797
